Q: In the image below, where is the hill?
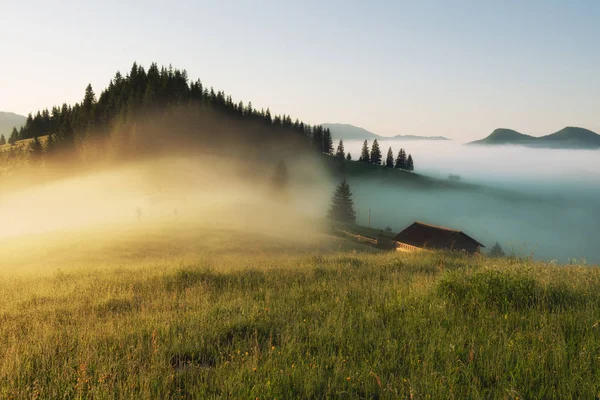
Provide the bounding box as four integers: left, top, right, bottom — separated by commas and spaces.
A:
470, 126, 600, 149
322, 123, 381, 140
322, 123, 449, 141
0, 111, 26, 136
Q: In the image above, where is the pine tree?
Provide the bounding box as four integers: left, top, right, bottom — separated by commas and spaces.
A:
312, 126, 324, 152
359, 140, 370, 162
29, 136, 43, 160
385, 147, 394, 168
323, 128, 334, 155
370, 139, 382, 165
489, 242, 505, 258
328, 178, 356, 223
9, 127, 18, 144
45, 133, 55, 154
335, 139, 345, 159
406, 154, 414, 171
395, 148, 407, 169
271, 160, 289, 201
346, 152, 352, 161
0, 134, 5, 146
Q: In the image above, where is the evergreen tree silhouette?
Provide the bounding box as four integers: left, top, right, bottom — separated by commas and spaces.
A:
0, 134, 5, 146
323, 128, 334, 155
359, 140, 370, 162
45, 133, 55, 154
328, 178, 356, 223
29, 136, 43, 161
406, 154, 414, 171
9, 127, 18, 144
385, 147, 394, 168
312, 126, 324, 152
346, 152, 352, 161
335, 139, 345, 159
370, 139, 382, 165
489, 242, 505, 257
395, 148, 407, 169
271, 160, 289, 201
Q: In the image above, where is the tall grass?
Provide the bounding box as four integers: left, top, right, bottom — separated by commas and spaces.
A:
0, 224, 599, 398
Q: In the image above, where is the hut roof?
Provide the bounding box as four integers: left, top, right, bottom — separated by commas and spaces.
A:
392, 221, 485, 249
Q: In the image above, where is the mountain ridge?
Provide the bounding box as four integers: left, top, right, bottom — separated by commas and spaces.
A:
0, 111, 27, 136
470, 126, 600, 149
322, 123, 449, 141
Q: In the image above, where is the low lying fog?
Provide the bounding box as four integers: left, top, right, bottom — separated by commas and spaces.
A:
344, 139, 600, 264
2, 139, 598, 266
0, 156, 329, 241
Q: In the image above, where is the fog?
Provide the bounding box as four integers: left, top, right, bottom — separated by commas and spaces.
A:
2, 138, 599, 266
0, 155, 330, 242
343, 139, 600, 264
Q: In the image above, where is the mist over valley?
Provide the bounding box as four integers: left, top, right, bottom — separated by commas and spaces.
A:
340, 138, 600, 264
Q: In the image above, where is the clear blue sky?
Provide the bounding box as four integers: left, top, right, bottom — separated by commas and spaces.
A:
1, 0, 599, 141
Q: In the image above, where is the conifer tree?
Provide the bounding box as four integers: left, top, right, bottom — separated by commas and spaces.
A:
29, 136, 43, 160
395, 148, 407, 169
0, 134, 5, 146
385, 147, 394, 168
406, 154, 414, 171
45, 133, 55, 154
323, 128, 334, 155
370, 139, 382, 165
9, 127, 18, 144
271, 160, 289, 201
489, 242, 505, 258
346, 152, 352, 161
335, 139, 345, 159
328, 178, 356, 223
312, 126, 324, 152
359, 140, 370, 162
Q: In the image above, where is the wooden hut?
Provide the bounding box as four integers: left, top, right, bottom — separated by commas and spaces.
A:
392, 222, 484, 254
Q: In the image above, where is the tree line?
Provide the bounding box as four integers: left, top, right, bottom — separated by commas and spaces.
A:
334, 138, 414, 171
0, 62, 337, 170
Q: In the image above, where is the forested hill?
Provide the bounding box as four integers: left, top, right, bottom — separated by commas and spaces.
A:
0, 62, 340, 181
470, 127, 600, 149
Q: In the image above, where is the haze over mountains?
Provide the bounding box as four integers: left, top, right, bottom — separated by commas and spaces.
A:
0, 112, 26, 136
470, 127, 600, 149
322, 123, 449, 141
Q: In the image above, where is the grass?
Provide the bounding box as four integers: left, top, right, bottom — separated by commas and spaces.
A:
1, 222, 599, 399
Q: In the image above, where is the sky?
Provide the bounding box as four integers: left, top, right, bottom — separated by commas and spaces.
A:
1, 0, 599, 142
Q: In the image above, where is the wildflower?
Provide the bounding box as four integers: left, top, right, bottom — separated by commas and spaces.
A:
346, 377, 351, 381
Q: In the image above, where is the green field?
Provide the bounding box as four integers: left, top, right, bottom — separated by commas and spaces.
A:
1, 222, 599, 399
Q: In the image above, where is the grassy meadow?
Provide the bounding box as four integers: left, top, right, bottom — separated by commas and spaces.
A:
0, 221, 599, 399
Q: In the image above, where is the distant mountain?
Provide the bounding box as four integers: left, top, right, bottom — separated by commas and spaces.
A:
470, 127, 600, 149
0, 111, 26, 136
322, 123, 381, 140
322, 123, 449, 141
392, 134, 449, 141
